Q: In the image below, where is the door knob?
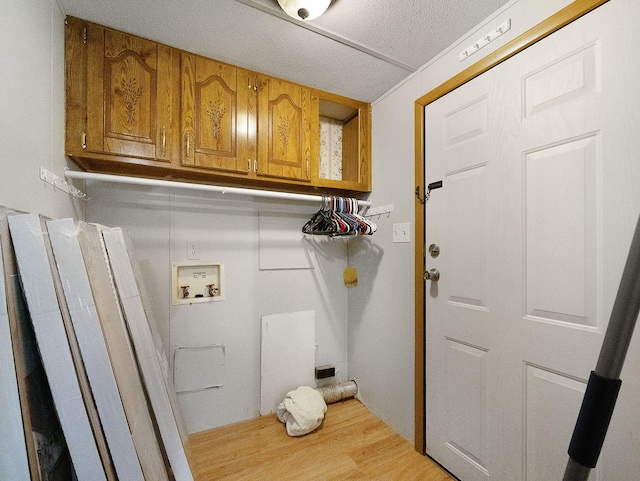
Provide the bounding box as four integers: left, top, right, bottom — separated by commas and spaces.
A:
423, 268, 440, 282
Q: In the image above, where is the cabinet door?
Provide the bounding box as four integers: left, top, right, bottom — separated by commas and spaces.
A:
257, 77, 311, 182
181, 54, 249, 173
86, 25, 176, 161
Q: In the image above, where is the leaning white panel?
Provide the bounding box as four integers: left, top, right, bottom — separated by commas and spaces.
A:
47, 218, 145, 481
0, 229, 30, 481
101, 227, 194, 481
260, 310, 315, 415
78, 221, 170, 481
7, 213, 107, 481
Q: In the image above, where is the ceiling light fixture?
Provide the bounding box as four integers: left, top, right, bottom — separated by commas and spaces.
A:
277, 0, 331, 21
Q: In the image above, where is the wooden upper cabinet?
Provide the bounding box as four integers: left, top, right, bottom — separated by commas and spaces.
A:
181, 54, 251, 174
257, 76, 312, 182
65, 17, 371, 194
77, 18, 178, 161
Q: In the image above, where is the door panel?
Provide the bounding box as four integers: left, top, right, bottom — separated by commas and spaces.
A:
523, 43, 598, 118
444, 96, 488, 149
524, 365, 597, 481
445, 339, 489, 474
524, 136, 599, 327
425, 1, 640, 480
447, 166, 488, 309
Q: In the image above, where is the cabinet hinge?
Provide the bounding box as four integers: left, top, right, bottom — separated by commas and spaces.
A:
81, 132, 87, 149
82, 27, 87, 44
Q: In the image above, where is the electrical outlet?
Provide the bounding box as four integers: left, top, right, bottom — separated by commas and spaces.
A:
187, 240, 199, 260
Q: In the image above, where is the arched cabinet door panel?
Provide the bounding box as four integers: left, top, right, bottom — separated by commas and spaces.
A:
86, 19, 178, 162
181, 53, 250, 174
257, 76, 311, 182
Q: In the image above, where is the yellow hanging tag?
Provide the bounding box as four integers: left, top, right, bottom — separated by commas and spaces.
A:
343, 266, 358, 288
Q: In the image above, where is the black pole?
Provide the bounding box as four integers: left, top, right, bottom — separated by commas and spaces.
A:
563, 213, 640, 480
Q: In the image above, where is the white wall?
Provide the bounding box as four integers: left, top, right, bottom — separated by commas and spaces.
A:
0, 0, 83, 220
347, 74, 421, 442
350, 0, 575, 443
87, 183, 351, 433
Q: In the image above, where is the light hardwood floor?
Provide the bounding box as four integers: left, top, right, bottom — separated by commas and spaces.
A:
189, 398, 455, 480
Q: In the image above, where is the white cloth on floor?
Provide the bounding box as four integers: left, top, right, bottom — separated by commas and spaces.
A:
276, 386, 327, 437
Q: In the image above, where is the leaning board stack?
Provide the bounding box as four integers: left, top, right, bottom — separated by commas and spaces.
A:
0, 207, 195, 481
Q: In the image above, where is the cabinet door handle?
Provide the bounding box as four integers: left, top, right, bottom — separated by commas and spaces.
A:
161, 126, 166, 156
186, 132, 191, 158
254, 76, 258, 91
248, 159, 251, 171
81, 132, 87, 149
254, 160, 258, 172
306, 154, 309, 179
248, 76, 251, 89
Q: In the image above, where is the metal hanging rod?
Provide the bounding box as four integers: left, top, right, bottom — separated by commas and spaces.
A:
64, 170, 372, 207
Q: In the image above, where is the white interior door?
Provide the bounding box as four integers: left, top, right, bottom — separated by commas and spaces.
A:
424, 1, 640, 480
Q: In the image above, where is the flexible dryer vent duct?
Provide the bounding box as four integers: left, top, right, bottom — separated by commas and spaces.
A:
316, 380, 358, 404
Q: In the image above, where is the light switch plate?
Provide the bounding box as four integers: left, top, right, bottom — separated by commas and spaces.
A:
393, 222, 411, 243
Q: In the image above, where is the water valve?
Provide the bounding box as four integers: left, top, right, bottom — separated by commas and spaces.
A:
206, 283, 219, 297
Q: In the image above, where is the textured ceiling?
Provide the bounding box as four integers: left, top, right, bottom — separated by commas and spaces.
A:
58, 0, 512, 102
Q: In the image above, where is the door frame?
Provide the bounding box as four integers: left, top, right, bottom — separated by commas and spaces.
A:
413, 0, 609, 454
